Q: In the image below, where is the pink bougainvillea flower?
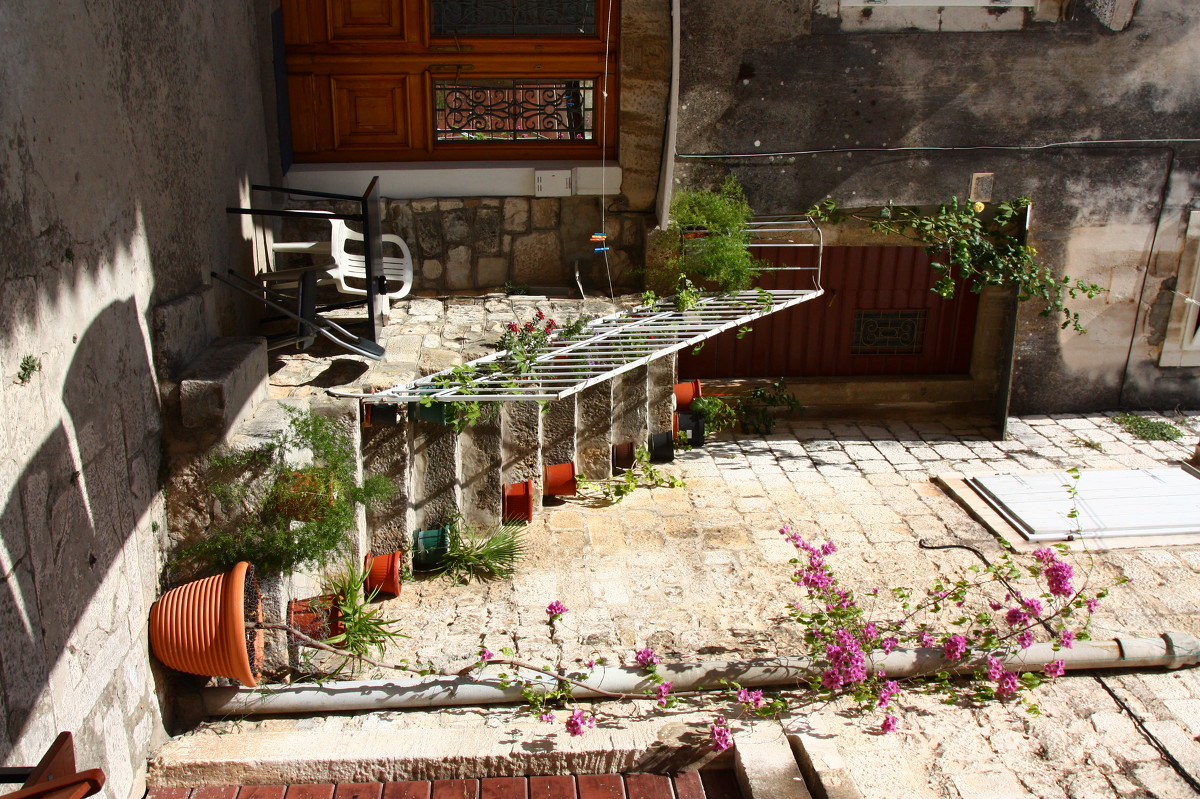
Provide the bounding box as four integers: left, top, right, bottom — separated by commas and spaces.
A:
565, 709, 595, 736
880, 715, 898, 734
709, 716, 733, 751
1044, 660, 1066, 679
546, 600, 569, 620
635, 647, 660, 668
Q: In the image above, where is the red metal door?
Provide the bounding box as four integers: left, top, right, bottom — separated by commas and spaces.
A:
679, 246, 979, 379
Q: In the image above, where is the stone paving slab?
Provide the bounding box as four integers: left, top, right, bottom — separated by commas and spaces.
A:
167, 405, 1200, 798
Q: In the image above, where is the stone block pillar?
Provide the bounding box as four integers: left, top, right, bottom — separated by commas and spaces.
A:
460, 403, 503, 527
410, 411, 461, 533
577, 380, 614, 479
362, 411, 410, 554
647, 354, 677, 437
613, 366, 650, 452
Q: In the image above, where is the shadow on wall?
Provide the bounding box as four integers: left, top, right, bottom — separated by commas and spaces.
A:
0, 299, 162, 777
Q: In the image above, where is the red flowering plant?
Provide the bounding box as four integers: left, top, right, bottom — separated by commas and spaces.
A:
495, 311, 589, 374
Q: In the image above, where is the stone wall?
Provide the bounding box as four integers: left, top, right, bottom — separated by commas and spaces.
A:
673, 0, 1200, 414
385, 196, 646, 294
0, 1, 275, 797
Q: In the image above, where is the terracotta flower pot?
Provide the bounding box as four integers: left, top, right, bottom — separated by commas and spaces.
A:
503, 479, 535, 523
611, 442, 636, 472
364, 550, 402, 596
148, 561, 263, 687
286, 595, 344, 642
674, 379, 702, 411
543, 462, 577, 497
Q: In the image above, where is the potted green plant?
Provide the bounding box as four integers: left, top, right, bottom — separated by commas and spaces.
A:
174, 408, 396, 577
414, 516, 526, 583
648, 176, 763, 297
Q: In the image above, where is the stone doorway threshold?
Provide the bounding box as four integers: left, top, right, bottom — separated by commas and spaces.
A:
145, 772, 741, 799
937, 465, 1200, 552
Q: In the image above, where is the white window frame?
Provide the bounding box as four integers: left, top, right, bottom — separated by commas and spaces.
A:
1159, 209, 1200, 368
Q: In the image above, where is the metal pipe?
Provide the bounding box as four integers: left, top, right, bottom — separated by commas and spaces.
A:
203, 633, 1200, 717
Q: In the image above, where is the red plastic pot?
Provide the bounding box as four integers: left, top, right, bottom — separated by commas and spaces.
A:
503, 479, 535, 522
148, 561, 263, 687
286, 595, 344, 643
543, 462, 578, 497
612, 442, 636, 471
364, 550, 402, 597
674, 379, 702, 411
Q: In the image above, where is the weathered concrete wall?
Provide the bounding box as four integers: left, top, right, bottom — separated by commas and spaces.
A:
674, 0, 1200, 413
0, 1, 274, 796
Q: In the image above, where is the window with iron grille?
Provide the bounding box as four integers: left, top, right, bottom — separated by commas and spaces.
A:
432, 0, 597, 36
434, 79, 595, 143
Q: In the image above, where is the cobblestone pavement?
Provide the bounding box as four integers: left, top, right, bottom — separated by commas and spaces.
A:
248, 298, 1200, 798
216, 421, 1200, 794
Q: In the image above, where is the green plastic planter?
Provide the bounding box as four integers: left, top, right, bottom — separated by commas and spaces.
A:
412, 526, 450, 571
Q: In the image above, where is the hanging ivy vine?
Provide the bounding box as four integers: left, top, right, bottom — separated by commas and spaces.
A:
806, 197, 1107, 332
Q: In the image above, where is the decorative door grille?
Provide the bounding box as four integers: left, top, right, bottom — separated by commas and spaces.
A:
851, 310, 927, 354
434, 80, 594, 142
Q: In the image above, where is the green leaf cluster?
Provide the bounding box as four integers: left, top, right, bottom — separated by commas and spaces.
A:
808, 197, 1107, 332
661, 176, 763, 294
176, 408, 397, 576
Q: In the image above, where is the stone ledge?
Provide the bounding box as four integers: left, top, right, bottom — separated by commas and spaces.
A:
178, 337, 268, 435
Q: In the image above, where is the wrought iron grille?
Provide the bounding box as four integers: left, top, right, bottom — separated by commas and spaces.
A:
431, 0, 596, 36
851, 310, 927, 354
434, 80, 594, 142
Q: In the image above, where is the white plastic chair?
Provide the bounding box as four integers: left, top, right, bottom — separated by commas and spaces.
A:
272, 217, 414, 299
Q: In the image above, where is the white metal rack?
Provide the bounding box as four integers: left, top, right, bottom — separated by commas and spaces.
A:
350, 288, 823, 403
347, 215, 826, 404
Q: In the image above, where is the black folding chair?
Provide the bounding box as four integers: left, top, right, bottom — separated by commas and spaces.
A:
212, 270, 385, 360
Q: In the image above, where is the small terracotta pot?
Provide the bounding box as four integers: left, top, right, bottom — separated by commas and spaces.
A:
543, 462, 578, 497
364, 550, 402, 596
149, 561, 263, 687
503, 479, 535, 523
286, 595, 344, 643
611, 442, 636, 472
674, 379, 702, 411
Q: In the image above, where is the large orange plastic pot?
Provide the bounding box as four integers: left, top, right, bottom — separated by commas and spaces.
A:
543, 462, 578, 497
148, 562, 262, 687
503, 479, 535, 523
364, 550, 402, 596
674, 379, 702, 411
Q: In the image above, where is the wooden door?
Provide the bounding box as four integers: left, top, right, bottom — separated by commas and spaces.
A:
679, 246, 980, 379
283, 0, 619, 162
